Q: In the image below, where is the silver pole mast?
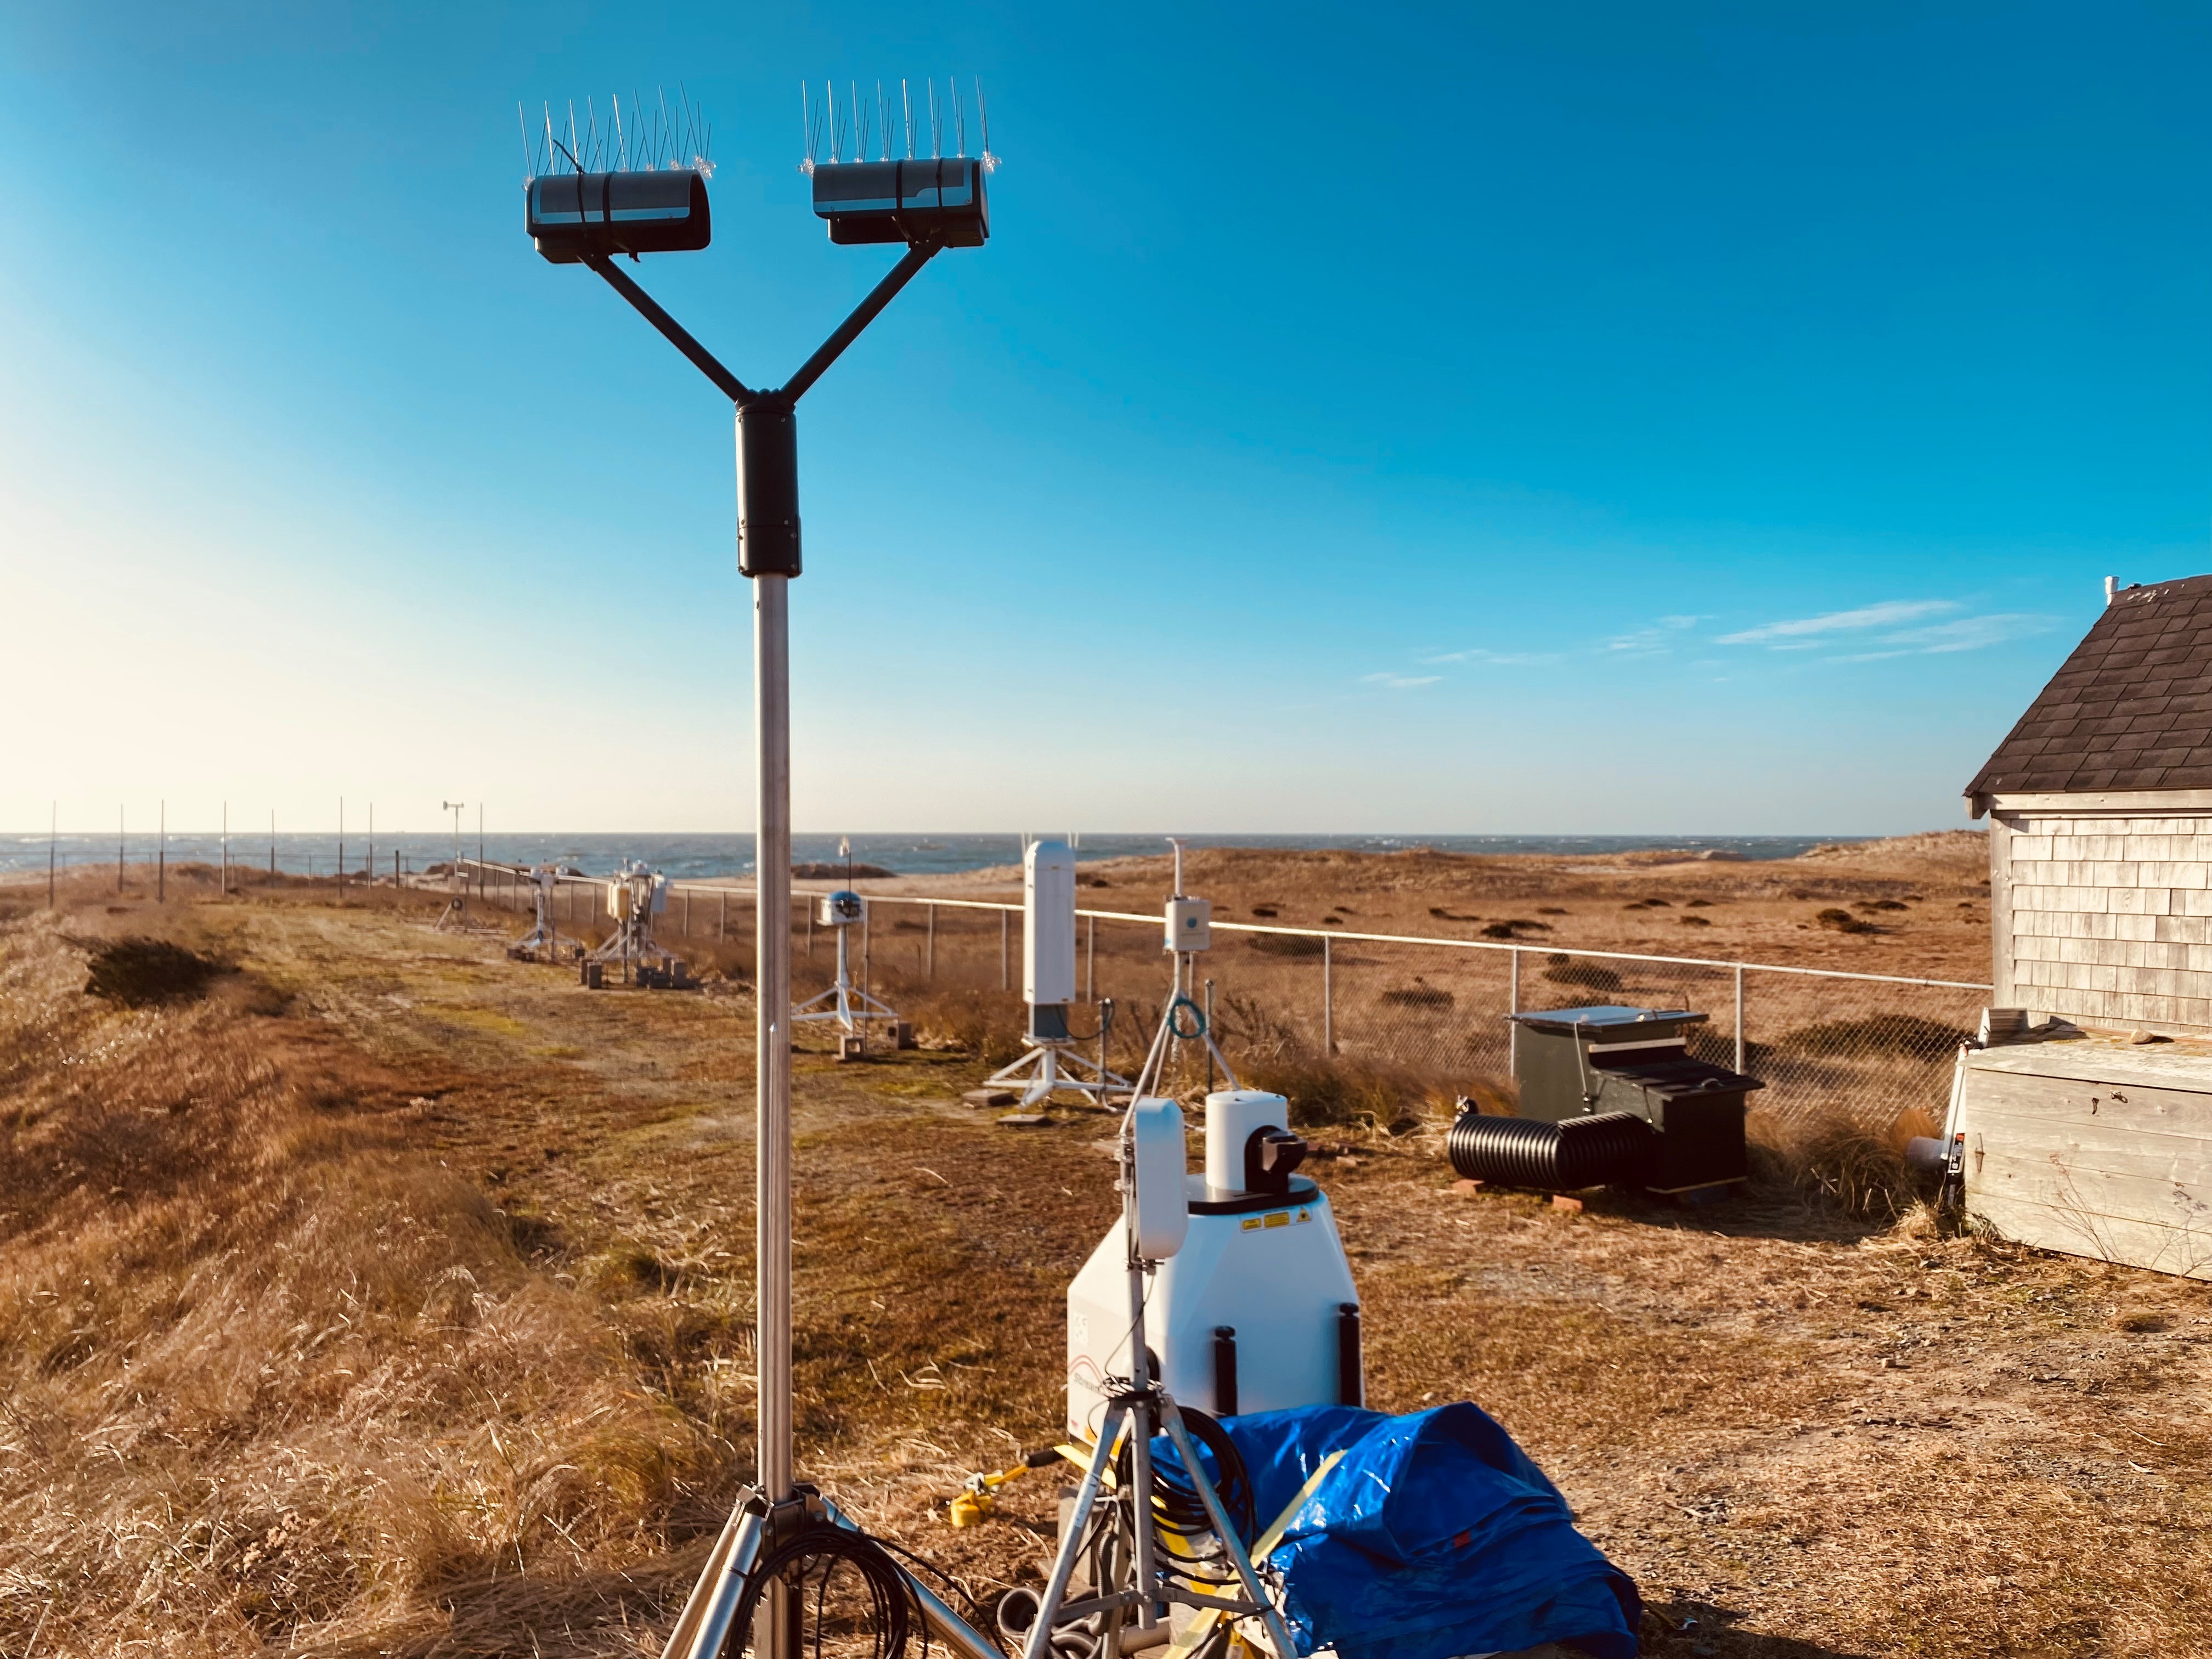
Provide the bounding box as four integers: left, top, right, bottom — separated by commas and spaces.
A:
755, 570, 793, 1505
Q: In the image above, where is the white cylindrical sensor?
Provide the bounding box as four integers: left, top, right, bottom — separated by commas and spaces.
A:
1204, 1090, 1290, 1195
1025, 839, 1078, 1007
1129, 1096, 1190, 1260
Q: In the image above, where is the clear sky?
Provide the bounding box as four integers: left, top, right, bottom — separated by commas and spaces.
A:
3, 3, 2205, 838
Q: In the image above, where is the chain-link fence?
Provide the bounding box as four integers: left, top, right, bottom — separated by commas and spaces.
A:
460, 866, 1990, 1135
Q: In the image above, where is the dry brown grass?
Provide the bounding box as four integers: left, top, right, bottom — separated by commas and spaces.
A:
8, 842, 2212, 1659
0, 896, 729, 1656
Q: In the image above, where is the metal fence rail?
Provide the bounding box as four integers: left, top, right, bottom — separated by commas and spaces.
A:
456, 862, 1991, 1135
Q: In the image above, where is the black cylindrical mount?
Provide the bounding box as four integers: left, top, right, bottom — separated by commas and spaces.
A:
1212, 1326, 1238, 1417
737, 399, 801, 577
1336, 1304, 1363, 1407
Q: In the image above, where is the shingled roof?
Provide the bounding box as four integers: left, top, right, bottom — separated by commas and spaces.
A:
1966, 573, 2212, 803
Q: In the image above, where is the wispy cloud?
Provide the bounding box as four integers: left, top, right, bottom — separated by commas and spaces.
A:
1361, 672, 1443, 690
1419, 647, 1563, 667
1605, 614, 1705, 657
1717, 599, 1954, 647
1835, 613, 2058, 661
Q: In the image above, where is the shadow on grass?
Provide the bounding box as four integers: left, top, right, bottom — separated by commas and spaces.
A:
1642, 1598, 1879, 1658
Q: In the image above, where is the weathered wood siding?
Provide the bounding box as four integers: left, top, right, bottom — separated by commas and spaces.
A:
1959, 1041, 2212, 1279
1995, 808, 2212, 1034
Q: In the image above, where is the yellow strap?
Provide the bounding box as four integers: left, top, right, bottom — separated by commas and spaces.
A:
1158, 1449, 1345, 1659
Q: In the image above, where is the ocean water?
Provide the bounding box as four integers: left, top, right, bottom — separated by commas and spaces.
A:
2, 830, 1863, 881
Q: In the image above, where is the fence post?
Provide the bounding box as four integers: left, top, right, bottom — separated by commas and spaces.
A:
1323, 936, 1334, 1056
1734, 964, 1746, 1074
1508, 947, 1521, 1074
863, 902, 872, 1010
1086, 915, 1095, 1002
927, 903, 936, 979
1000, 909, 1009, 990
684, 889, 692, 936
721, 890, 729, 941
157, 800, 166, 904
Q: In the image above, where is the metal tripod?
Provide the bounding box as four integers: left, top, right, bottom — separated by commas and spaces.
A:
791, 919, 899, 1032
1021, 962, 1289, 1659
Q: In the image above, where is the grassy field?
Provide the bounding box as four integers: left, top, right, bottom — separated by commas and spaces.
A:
3, 848, 2209, 1657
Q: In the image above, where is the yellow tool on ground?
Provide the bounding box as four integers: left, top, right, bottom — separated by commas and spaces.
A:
947, 1446, 1065, 1527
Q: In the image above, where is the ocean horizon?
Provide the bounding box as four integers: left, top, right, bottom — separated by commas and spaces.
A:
0, 830, 1894, 881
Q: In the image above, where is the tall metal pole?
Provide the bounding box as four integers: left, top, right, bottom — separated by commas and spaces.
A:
117, 805, 124, 894
754, 570, 794, 1516
221, 802, 228, 896
48, 803, 55, 909
157, 801, 165, 902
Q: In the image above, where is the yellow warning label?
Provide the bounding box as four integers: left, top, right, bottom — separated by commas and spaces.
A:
1240, 1217, 1262, 1231
1263, 1211, 1290, 1229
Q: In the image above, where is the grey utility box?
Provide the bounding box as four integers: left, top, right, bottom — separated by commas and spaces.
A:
1508, 1005, 1763, 1193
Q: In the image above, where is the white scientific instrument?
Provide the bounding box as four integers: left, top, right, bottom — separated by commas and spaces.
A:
1066, 1085, 1361, 1432
791, 888, 902, 1034
984, 839, 1128, 1105
507, 864, 566, 960
585, 860, 686, 986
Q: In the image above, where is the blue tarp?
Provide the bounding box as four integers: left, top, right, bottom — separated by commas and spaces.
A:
1155, 1403, 1639, 1659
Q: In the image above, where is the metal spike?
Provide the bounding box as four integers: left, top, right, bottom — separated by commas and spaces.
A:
827, 80, 838, 164
613, 92, 625, 170
567, 101, 579, 173
544, 103, 557, 174
800, 80, 811, 163
659, 86, 673, 168
518, 101, 533, 183
853, 80, 865, 163
929, 78, 940, 159
877, 80, 889, 161
954, 77, 966, 157
977, 78, 996, 171
902, 78, 913, 159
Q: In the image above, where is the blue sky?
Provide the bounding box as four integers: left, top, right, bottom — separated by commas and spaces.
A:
3, 2, 2205, 837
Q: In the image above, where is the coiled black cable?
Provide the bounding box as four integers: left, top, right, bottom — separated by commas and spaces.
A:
712, 1520, 921, 1659
1446, 1109, 1654, 1191
1142, 1407, 1255, 1547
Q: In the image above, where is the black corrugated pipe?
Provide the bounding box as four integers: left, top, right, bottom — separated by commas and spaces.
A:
1446, 1109, 1655, 1191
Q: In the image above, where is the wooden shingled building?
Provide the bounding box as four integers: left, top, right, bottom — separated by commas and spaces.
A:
1951, 574, 2212, 1278
1966, 572, 2212, 1037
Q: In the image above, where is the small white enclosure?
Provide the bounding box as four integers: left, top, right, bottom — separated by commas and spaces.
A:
1024, 839, 1077, 1006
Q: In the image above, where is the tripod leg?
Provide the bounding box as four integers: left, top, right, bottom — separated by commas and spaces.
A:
1128, 1391, 1161, 1632
1160, 1406, 1299, 1659
1023, 1406, 1124, 1659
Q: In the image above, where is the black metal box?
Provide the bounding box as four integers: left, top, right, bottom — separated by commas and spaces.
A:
1507, 1005, 1762, 1192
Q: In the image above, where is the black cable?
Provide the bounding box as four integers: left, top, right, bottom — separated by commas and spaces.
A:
713, 1521, 918, 1659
